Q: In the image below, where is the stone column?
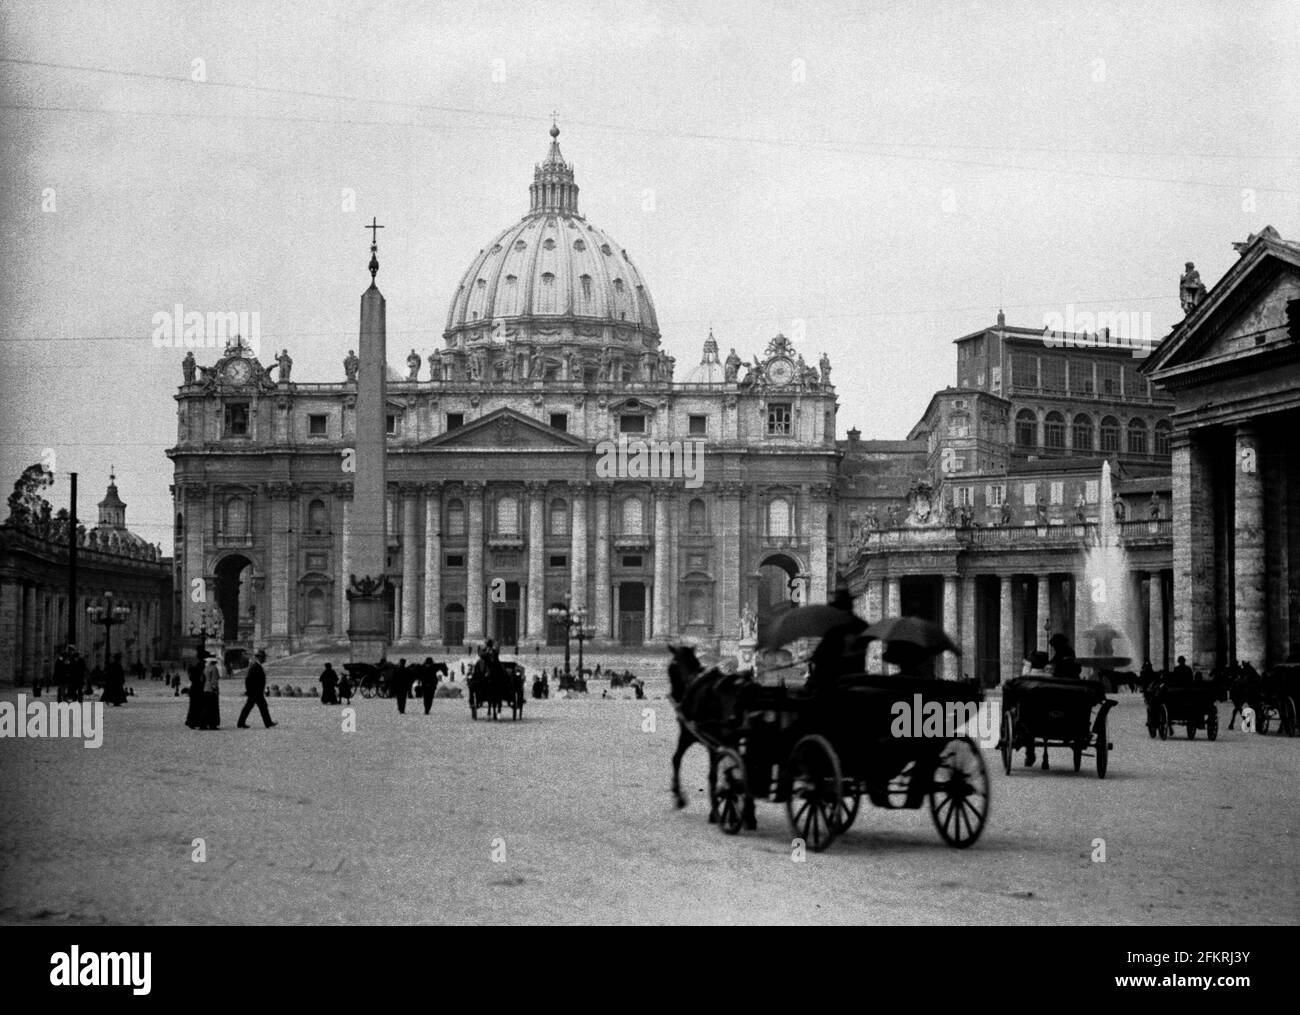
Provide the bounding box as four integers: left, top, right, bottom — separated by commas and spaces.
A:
399, 486, 420, 641
338, 492, 352, 635
22, 583, 36, 683
267, 482, 294, 642
593, 489, 612, 640
808, 484, 830, 604
569, 482, 589, 612
184, 487, 208, 637
1234, 424, 1266, 669
526, 483, 545, 641
718, 483, 743, 645
423, 483, 442, 643
465, 481, 485, 642
1172, 431, 1217, 673
961, 575, 977, 680
0, 580, 21, 681
652, 492, 671, 639
942, 574, 959, 680
1148, 570, 1166, 671
884, 576, 901, 673
1263, 436, 1289, 666
1035, 574, 1051, 653
864, 578, 884, 672
999, 575, 1015, 685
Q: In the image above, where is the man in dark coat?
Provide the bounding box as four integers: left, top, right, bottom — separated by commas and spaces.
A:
319, 663, 340, 704
238, 649, 277, 728
420, 657, 440, 715
391, 658, 411, 714
102, 653, 127, 706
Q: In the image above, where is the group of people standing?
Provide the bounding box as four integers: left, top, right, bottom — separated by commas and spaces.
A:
183, 648, 278, 730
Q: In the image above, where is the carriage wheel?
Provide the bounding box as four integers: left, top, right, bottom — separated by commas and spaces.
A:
785, 735, 843, 853
999, 713, 1014, 776
1186, 719, 1196, 740
929, 738, 989, 848
837, 787, 862, 833
1282, 697, 1298, 738
1095, 717, 1109, 779
1072, 744, 1083, 772
713, 748, 748, 836
1146, 707, 1158, 738
1259, 710, 1272, 735
1207, 707, 1219, 741
1157, 705, 1169, 740
469, 693, 478, 721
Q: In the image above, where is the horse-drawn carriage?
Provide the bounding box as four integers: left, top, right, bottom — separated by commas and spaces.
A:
1257, 664, 1299, 736
998, 676, 1115, 776
342, 662, 389, 698
1145, 679, 1220, 740
669, 647, 990, 852
468, 659, 525, 721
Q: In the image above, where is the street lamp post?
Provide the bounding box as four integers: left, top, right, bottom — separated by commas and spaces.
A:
86, 591, 131, 671
546, 594, 588, 681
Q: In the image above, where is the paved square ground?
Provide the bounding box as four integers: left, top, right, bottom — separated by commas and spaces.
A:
1, 677, 1296, 924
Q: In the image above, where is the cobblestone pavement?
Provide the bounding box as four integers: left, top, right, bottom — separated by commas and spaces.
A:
0, 681, 1295, 925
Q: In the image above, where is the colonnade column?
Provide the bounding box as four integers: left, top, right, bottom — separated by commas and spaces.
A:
569, 481, 588, 612
1171, 432, 1217, 673
1035, 574, 1051, 653
808, 484, 830, 604
942, 574, 959, 680
999, 575, 1015, 685
1148, 570, 1166, 671
423, 482, 442, 644
884, 577, 901, 673
864, 579, 884, 672
960, 575, 977, 681
399, 485, 420, 641
652, 492, 672, 640
22, 584, 37, 682
1234, 424, 1266, 668
267, 482, 293, 642
718, 483, 742, 643
526, 483, 545, 642
465, 481, 485, 642
593, 489, 611, 640
337, 491, 352, 637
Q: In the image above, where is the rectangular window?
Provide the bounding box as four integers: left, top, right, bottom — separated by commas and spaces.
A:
619, 414, 646, 434
1022, 482, 1037, 507
1085, 480, 1099, 503
386, 414, 397, 436
445, 554, 464, 568
1097, 362, 1120, 397
954, 486, 972, 507
223, 402, 249, 436
308, 414, 327, 436
446, 413, 464, 430
549, 413, 568, 431
1011, 352, 1038, 392
548, 554, 568, 568
1040, 356, 1066, 394
621, 555, 643, 567
688, 414, 708, 436
767, 403, 793, 436
986, 484, 1005, 506
1050, 481, 1064, 505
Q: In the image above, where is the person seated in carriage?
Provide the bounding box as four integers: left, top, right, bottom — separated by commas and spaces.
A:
804, 589, 868, 695
1048, 634, 1081, 680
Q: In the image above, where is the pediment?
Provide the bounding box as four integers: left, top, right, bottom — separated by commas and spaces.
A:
423, 408, 589, 449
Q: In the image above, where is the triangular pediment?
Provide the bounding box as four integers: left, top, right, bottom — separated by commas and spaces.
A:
1145, 229, 1300, 377
423, 407, 590, 449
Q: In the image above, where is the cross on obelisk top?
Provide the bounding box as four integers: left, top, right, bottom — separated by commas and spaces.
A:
365, 217, 383, 280
366, 217, 384, 247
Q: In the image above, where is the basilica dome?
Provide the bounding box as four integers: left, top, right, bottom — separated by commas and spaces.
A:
443, 127, 660, 351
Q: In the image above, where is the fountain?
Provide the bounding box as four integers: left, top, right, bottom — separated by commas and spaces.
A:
1074, 460, 1138, 673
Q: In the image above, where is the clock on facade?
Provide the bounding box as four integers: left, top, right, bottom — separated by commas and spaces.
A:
767, 356, 795, 386
224, 359, 252, 385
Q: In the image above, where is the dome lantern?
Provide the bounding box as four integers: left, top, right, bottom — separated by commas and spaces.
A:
529, 122, 580, 216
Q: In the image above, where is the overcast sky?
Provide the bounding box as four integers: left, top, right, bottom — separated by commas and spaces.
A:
2, 0, 1297, 548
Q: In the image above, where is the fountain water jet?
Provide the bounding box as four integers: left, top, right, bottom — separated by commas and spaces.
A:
1076, 460, 1139, 672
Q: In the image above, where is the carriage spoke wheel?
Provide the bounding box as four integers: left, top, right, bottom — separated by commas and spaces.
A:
1282, 698, 1297, 738
712, 748, 748, 836
1158, 705, 1169, 740
1095, 718, 1109, 779
837, 786, 862, 833
999, 713, 1014, 776
929, 737, 989, 848
1207, 706, 1219, 742
1073, 743, 1084, 772
785, 735, 843, 853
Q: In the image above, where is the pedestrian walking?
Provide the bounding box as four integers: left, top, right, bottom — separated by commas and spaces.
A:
338, 669, 352, 704
201, 656, 222, 729
393, 658, 411, 714
102, 653, 127, 706
238, 649, 277, 729
421, 657, 439, 714
320, 663, 340, 704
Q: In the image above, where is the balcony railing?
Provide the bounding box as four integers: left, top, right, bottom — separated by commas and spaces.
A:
849, 518, 1172, 554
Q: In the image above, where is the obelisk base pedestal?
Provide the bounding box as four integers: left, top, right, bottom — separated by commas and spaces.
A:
347, 576, 391, 664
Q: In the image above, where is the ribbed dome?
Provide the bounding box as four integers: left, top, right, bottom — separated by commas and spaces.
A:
443, 127, 660, 350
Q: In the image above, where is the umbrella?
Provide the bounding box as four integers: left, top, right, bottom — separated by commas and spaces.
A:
760, 604, 868, 650
862, 615, 960, 656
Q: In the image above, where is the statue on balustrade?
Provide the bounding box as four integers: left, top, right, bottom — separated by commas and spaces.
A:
344, 350, 359, 382
724, 348, 741, 382
182, 350, 197, 385
1149, 491, 1162, 520
407, 349, 421, 381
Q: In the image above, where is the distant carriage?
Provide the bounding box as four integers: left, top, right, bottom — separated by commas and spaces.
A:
1145, 679, 1222, 740
342, 662, 389, 699
468, 659, 525, 721
998, 675, 1116, 777
1257, 664, 1299, 736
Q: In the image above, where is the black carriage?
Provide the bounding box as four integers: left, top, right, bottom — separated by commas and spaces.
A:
1145, 680, 1220, 740
1257, 664, 1299, 736
342, 662, 389, 699
468, 661, 525, 721
694, 675, 990, 853
998, 676, 1115, 777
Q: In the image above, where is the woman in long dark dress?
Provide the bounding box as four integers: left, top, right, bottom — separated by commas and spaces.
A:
184, 658, 206, 729
319, 663, 340, 705
201, 657, 222, 729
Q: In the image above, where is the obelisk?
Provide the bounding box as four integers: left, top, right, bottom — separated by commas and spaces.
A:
347, 218, 390, 662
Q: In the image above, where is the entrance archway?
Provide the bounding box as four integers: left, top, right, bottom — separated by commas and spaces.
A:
214, 554, 254, 644
492, 581, 520, 648
756, 553, 801, 644
618, 582, 646, 645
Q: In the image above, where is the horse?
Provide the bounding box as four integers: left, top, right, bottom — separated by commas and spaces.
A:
666, 645, 757, 829
470, 654, 506, 720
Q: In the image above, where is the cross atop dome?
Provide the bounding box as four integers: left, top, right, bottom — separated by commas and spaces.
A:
531, 121, 580, 216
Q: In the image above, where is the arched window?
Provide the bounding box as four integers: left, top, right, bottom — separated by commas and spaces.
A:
687, 589, 708, 624
1015, 409, 1038, 447
443, 603, 465, 647
1154, 419, 1172, 456
948, 412, 970, 438
307, 498, 329, 535
306, 587, 327, 625
223, 496, 247, 536
768, 497, 792, 538
446, 499, 465, 537
549, 498, 569, 536
622, 496, 644, 536
1072, 413, 1094, 452
1100, 416, 1121, 454
687, 498, 706, 533
1127, 417, 1148, 454
1044, 411, 1066, 449
496, 495, 518, 536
